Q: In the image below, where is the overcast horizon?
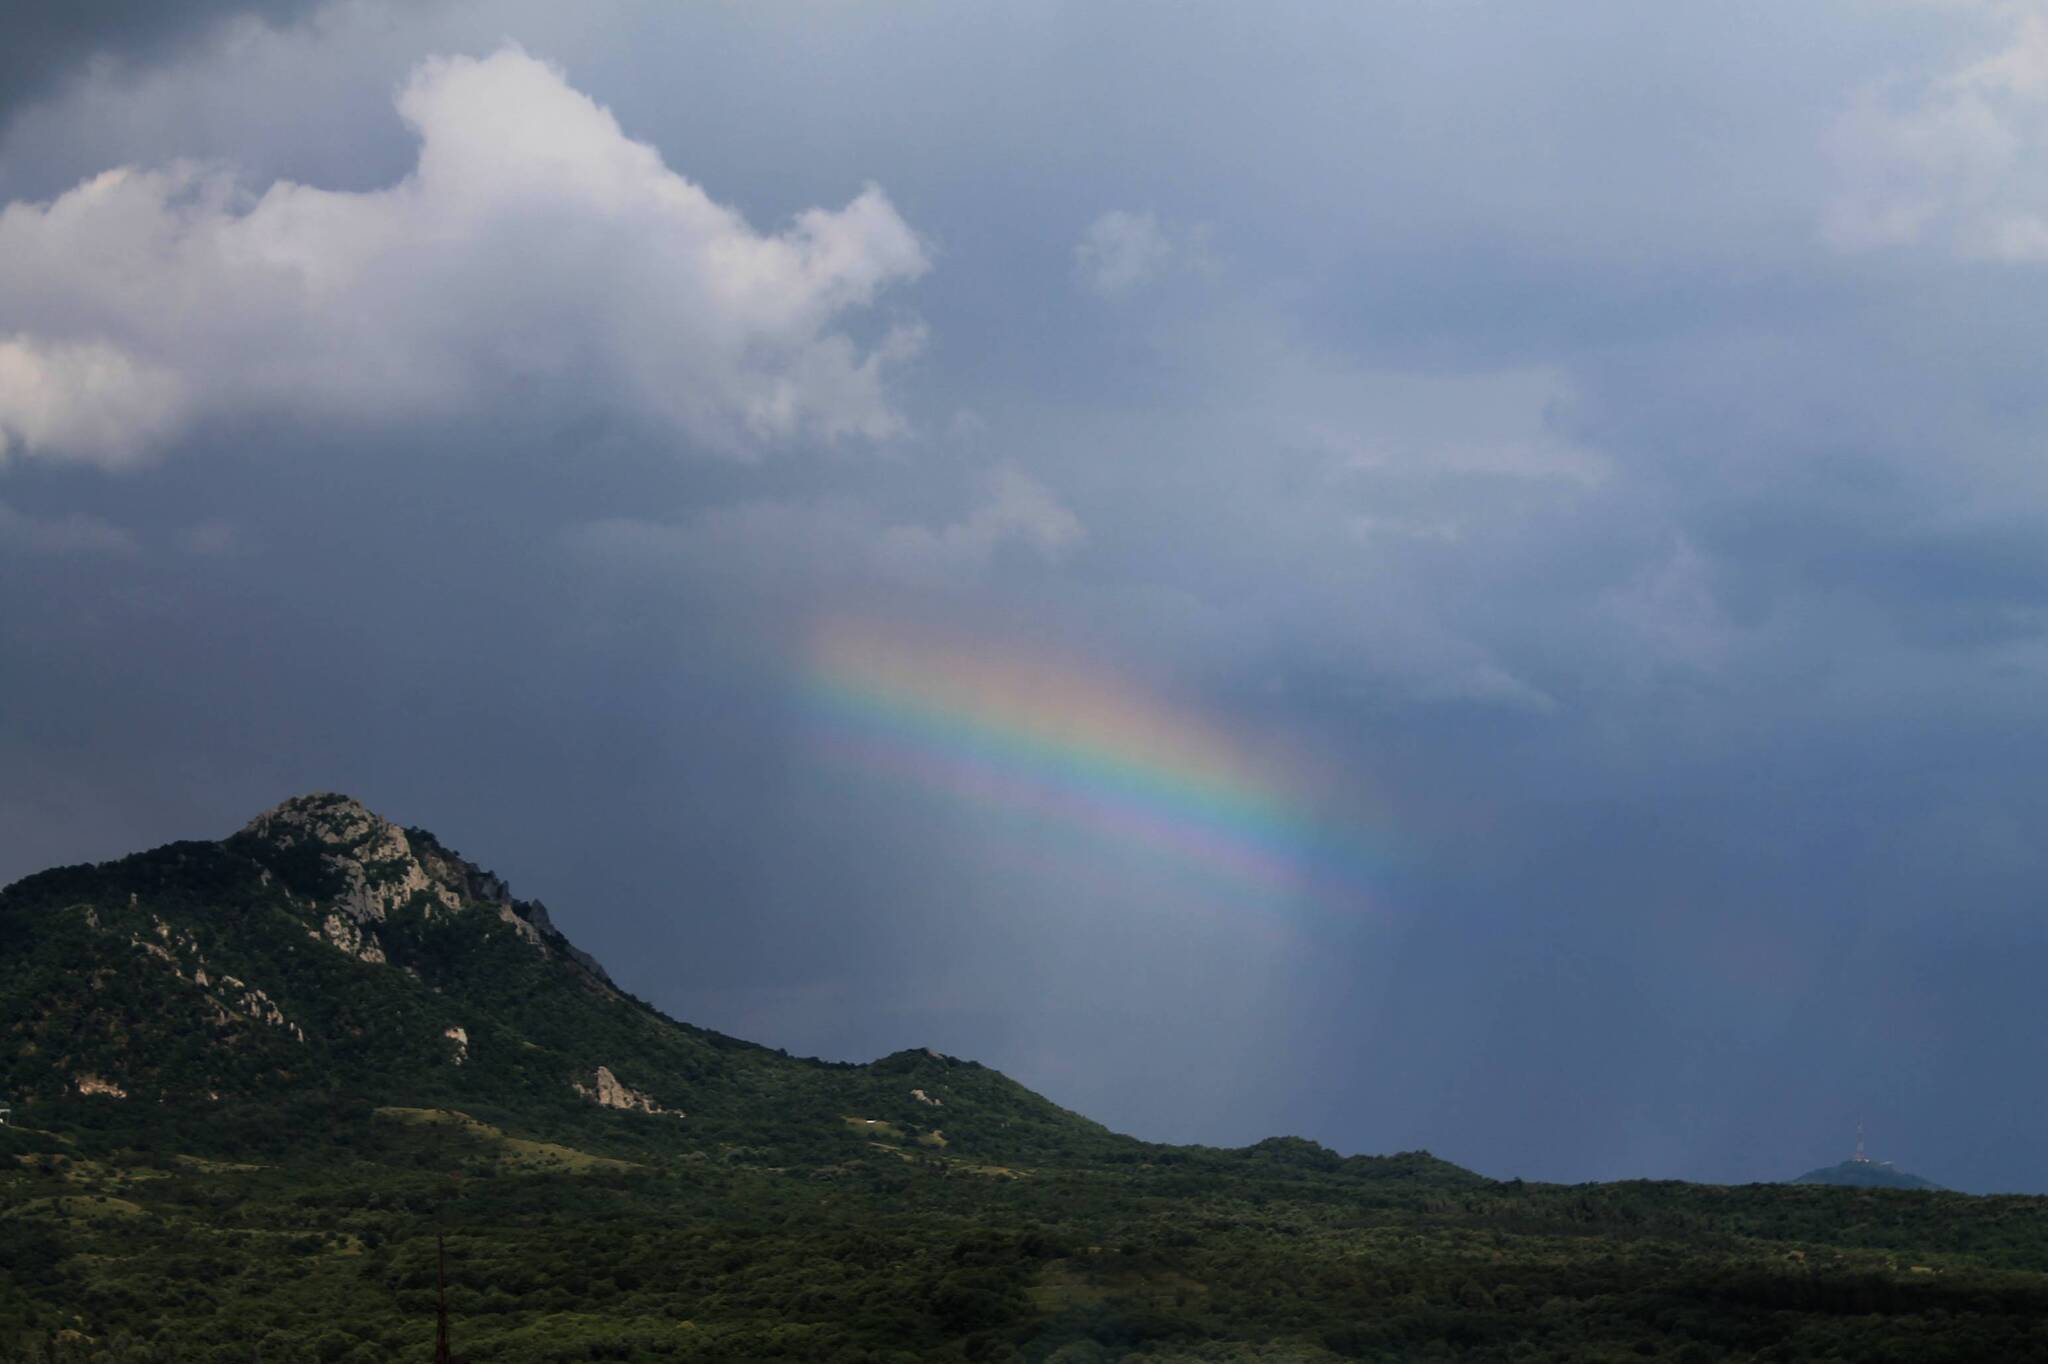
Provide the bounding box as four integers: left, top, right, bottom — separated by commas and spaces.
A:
6, 1, 2048, 1194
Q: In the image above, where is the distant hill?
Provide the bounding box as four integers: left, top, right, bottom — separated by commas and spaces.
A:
1795, 1158, 1944, 1191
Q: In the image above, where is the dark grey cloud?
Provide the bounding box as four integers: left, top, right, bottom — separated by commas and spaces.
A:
5, 0, 2048, 1195
0, 0, 330, 124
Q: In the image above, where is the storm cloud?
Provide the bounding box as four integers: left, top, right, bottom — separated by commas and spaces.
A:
4, 1, 2048, 1194
0, 0, 333, 127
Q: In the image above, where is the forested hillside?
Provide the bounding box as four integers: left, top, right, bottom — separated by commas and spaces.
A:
3, 798, 2045, 1362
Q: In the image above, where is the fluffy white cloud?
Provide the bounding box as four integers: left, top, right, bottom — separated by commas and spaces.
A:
1826, 6, 2048, 259
0, 45, 930, 469
0, 337, 185, 470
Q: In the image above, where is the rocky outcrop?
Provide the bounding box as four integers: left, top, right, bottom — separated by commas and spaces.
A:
125, 916, 305, 1042
573, 1065, 678, 1116
312, 912, 387, 964
75, 1074, 127, 1098
240, 794, 615, 992
216, 976, 305, 1042
241, 794, 460, 924
444, 1026, 469, 1066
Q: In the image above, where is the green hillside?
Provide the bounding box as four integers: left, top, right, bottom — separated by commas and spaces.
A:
0, 794, 1125, 1170
3, 796, 2047, 1363
1793, 1160, 1943, 1192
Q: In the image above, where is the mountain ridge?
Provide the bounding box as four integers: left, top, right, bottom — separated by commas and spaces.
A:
12, 797, 2048, 1364
0, 791, 1468, 1182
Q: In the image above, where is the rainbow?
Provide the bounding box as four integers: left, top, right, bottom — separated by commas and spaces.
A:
800, 617, 1378, 913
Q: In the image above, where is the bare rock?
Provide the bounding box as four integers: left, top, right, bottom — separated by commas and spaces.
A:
573, 1065, 678, 1116
244, 794, 615, 993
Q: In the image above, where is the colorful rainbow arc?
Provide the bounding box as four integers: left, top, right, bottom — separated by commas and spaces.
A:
802, 620, 1378, 909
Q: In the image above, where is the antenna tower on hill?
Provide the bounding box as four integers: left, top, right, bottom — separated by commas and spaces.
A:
1851, 1121, 1870, 1164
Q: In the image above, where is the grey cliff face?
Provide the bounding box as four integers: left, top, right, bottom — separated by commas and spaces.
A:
239, 792, 614, 990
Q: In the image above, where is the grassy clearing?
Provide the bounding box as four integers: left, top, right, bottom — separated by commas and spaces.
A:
843, 1116, 906, 1140
374, 1106, 634, 1171
173, 1154, 265, 1173
13, 1153, 168, 1188
4, 1194, 145, 1220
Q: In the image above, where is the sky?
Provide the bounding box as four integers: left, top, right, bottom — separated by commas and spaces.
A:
3, 0, 2047, 1193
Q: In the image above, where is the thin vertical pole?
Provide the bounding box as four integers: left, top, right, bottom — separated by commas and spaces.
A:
435, 1234, 451, 1364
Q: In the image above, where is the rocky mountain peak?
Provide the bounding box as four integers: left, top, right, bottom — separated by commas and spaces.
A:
241, 792, 460, 926
235, 792, 613, 989
240, 792, 390, 850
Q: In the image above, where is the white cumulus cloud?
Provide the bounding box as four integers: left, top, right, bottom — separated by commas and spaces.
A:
0, 45, 931, 469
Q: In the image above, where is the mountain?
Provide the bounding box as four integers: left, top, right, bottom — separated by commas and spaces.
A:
0, 792, 1157, 1167
1795, 1159, 1944, 1191
6, 796, 2047, 1364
